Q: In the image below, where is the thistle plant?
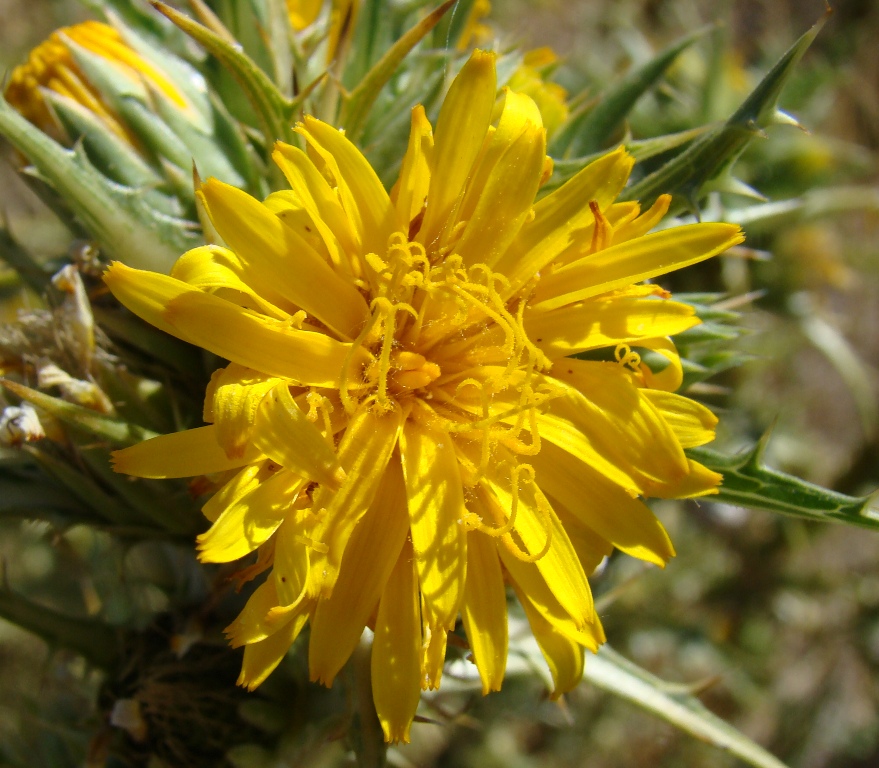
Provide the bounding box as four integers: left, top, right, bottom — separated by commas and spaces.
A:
0, 1, 876, 766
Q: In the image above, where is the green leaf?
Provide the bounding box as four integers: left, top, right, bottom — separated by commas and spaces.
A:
550, 28, 708, 158
340, 0, 457, 141
725, 186, 879, 234
688, 438, 879, 531
0, 461, 94, 524
585, 645, 790, 768
22, 446, 147, 528
621, 12, 829, 210
42, 92, 179, 214
545, 125, 712, 193
0, 96, 200, 272
0, 224, 52, 294
0, 379, 157, 446
151, 0, 295, 146
0, 587, 120, 670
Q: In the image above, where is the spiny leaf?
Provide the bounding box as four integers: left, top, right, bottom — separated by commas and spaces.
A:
0, 462, 93, 523
621, 12, 828, 210
0, 587, 120, 669
585, 645, 790, 768
0, 379, 157, 446
725, 186, 879, 234
22, 446, 147, 528
545, 125, 712, 193
550, 28, 709, 158
151, 0, 295, 146
340, 0, 457, 141
79, 447, 204, 536
688, 437, 879, 530
0, 96, 199, 271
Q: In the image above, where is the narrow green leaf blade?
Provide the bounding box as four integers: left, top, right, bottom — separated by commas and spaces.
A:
0, 588, 120, 669
151, 0, 294, 145
585, 645, 790, 768
340, 0, 457, 141
621, 12, 828, 209
551, 28, 708, 158
689, 440, 879, 530
0, 379, 157, 446
0, 97, 199, 271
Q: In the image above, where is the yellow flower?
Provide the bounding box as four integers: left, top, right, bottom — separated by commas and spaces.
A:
105, 50, 742, 743
286, 0, 359, 62
286, 0, 324, 29
507, 48, 570, 139
4, 20, 188, 147
457, 0, 492, 50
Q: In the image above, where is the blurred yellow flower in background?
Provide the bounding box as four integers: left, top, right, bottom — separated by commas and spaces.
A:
287, 0, 360, 62
4, 20, 187, 147
507, 47, 570, 139
105, 49, 742, 743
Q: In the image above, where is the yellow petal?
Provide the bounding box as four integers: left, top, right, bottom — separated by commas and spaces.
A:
481, 458, 594, 629
309, 459, 410, 686
496, 534, 601, 650
421, 624, 447, 691
196, 469, 307, 563
552, 506, 613, 576
531, 441, 675, 566
612, 194, 671, 243
163, 290, 369, 388
372, 538, 422, 745
547, 362, 688, 489
171, 245, 291, 320
391, 105, 434, 230
460, 531, 508, 695
532, 223, 745, 310
251, 382, 346, 489
210, 364, 280, 459
273, 515, 311, 607
524, 296, 699, 360
648, 458, 721, 499
641, 389, 718, 448
226, 574, 281, 647
111, 425, 262, 478
418, 49, 497, 247
103, 262, 196, 338
237, 602, 311, 691
307, 407, 403, 598
272, 142, 359, 270
202, 461, 265, 523
400, 420, 467, 630
493, 146, 633, 291
515, 585, 587, 700
199, 178, 369, 338
296, 117, 399, 257
456, 117, 547, 268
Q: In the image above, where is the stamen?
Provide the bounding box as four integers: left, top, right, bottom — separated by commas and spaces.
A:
614, 343, 642, 372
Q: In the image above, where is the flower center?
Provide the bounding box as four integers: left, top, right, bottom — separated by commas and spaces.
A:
339, 232, 563, 481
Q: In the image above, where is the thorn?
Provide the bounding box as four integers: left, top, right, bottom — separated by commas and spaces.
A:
770, 108, 809, 132
716, 176, 767, 201
681, 192, 702, 222
751, 421, 778, 465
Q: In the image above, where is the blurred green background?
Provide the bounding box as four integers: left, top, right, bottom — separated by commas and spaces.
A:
1, 1, 878, 766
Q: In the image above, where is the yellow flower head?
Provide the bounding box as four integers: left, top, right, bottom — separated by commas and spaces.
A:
4, 20, 187, 146
106, 50, 742, 743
